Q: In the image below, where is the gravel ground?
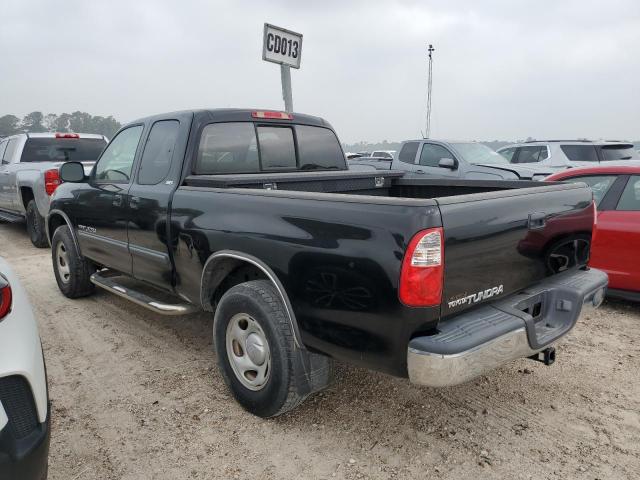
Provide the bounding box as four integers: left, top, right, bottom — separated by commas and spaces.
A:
1, 222, 639, 480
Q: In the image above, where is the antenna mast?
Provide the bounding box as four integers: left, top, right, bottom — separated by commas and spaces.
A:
425, 44, 435, 138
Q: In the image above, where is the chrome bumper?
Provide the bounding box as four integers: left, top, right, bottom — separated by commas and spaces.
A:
408, 268, 608, 388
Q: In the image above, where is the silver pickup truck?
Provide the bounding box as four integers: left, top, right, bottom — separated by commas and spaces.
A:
0, 132, 107, 247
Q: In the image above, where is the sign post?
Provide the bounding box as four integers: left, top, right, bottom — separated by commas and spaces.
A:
262, 23, 303, 113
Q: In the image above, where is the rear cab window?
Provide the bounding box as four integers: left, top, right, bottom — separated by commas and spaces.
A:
194, 122, 345, 174
20, 137, 107, 162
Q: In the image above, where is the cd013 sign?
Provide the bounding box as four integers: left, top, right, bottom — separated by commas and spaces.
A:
262, 23, 303, 69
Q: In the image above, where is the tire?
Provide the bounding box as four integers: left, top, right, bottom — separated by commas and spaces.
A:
51, 225, 95, 298
545, 233, 591, 274
26, 200, 48, 248
214, 280, 331, 417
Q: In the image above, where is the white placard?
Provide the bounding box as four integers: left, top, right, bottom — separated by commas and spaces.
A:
262, 23, 303, 69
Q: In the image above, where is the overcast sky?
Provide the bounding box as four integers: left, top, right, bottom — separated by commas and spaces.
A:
1, 0, 639, 143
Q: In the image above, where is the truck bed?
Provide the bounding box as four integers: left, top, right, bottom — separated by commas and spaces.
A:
183, 170, 548, 198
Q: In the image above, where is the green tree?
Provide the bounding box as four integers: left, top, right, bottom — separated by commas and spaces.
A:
44, 113, 58, 131
53, 113, 71, 132
21, 111, 47, 133
68, 111, 92, 132
0, 115, 21, 136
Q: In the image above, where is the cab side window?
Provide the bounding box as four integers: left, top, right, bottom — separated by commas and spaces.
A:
419, 143, 452, 167
2, 139, 19, 165
514, 146, 546, 163
398, 142, 419, 164
94, 126, 144, 183
0, 141, 8, 163
138, 120, 180, 185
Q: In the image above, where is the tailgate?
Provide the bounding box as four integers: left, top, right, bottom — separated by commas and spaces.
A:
437, 183, 594, 317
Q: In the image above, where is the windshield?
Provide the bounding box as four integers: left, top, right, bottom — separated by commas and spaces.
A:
450, 142, 509, 165
600, 144, 640, 161
21, 137, 107, 162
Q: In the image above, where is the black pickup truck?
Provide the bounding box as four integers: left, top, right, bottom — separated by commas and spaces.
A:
46, 109, 608, 417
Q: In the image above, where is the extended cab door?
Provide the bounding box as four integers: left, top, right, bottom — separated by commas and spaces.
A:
127, 114, 191, 290
73, 125, 144, 274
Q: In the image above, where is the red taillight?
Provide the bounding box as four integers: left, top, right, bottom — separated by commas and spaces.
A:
399, 227, 444, 307
0, 280, 11, 320
251, 111, 293, 120
45, 168, 61, 196
55, 133, 80, 138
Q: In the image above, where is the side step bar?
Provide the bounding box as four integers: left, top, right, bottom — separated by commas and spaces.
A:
90, 271, 198, 316
0, 209, 24, 223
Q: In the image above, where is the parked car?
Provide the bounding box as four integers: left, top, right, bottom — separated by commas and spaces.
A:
0, 256, 50, 480
391, 140, 555, 180
370, 150, 395, 159
347, 155, 394, 170
0, 132, 107, 247
46, 109, 607, 417
547, 163, 640, 301
498, 140, 640, 169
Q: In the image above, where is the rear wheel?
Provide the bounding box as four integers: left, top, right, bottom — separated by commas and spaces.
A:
213, 280, 331, 417
51, 226, 95, 298
26, 200, 48, 248
545, 234, 591, 274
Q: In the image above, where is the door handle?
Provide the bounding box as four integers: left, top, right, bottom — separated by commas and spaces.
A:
130, 196, 140, 209
528, 212, 547, 230
112, 194, 123, 207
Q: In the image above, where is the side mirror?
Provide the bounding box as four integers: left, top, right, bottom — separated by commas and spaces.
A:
59, 161, 86, 182
438, 157, 457, 169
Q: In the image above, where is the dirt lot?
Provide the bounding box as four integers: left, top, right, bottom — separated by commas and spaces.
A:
1, 222, 639, 480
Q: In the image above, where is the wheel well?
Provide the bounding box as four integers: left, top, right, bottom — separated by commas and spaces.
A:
202, 259, 267, 311
47, 214, 66, 243
20, 187, 34, 209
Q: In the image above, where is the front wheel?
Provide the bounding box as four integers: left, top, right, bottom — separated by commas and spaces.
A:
213, 280, 331, 417
26, 200, 48, 248
51, 226, 95, 298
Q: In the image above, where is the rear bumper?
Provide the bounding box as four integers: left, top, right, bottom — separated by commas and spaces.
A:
408, 268, 608, 387
0, 402, 50, 480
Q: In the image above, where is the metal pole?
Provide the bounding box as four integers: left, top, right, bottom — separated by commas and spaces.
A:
425, 44, 435, 138
280, 64, 293, 113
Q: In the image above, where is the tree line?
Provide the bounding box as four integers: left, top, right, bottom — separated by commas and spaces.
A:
0, 111, 121, 138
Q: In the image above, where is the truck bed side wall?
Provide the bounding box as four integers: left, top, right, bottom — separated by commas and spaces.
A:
170, 187, 442, 376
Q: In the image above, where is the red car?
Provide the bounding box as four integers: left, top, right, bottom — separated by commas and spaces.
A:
547, 163, 640, 301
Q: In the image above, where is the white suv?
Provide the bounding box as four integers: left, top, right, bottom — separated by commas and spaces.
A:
0, 257, 49, 480
498, 140, 640, 169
